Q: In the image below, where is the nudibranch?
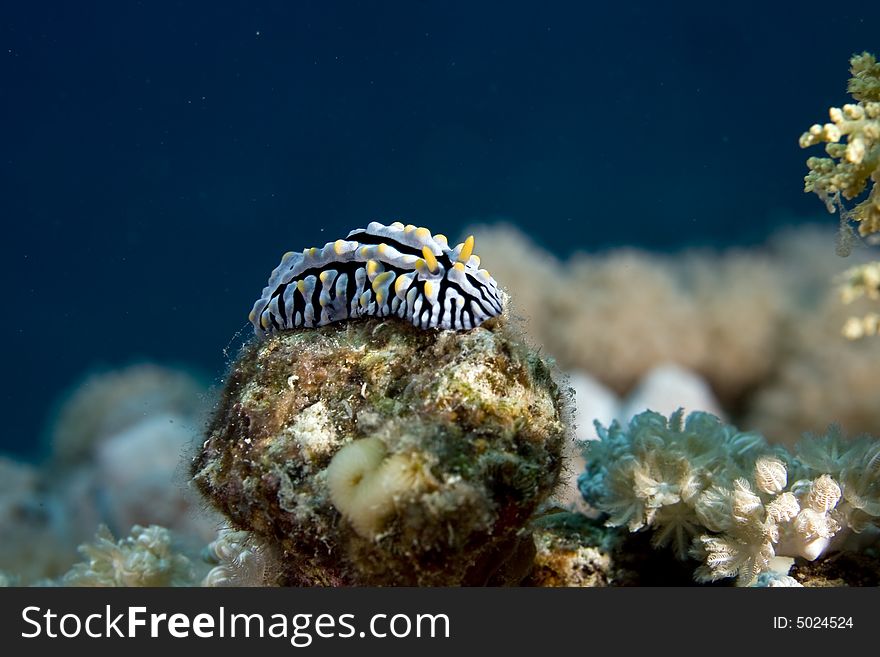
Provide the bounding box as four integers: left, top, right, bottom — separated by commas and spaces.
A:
249, 222, 504, 334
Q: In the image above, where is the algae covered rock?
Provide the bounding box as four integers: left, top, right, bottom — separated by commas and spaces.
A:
192, 317, 566, 585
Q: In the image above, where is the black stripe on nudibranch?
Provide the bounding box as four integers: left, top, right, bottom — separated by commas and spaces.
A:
248, 221, 505, 334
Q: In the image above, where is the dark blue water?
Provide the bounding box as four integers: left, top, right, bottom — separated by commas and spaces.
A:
2, 1, 877, 457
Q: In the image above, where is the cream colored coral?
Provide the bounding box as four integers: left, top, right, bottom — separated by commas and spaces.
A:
754, 456, 787, 495
838, 262, 880, 338
800, 52, 880, 238
325, 437, 438, 539
51, 364, 206, 462
839, 261, 880, 303
468, 224, 793, 404
695, 468, 845, 584
800, 53, 880, 338
62, 525, 195, 587
746, 306, 880, 443
202, 527, 271, 586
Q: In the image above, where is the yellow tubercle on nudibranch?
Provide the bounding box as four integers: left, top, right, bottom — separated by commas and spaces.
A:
249, 222, 505, 334
366, 259, 383, 278
457, 235, 475, 263
421, 246, 440, 274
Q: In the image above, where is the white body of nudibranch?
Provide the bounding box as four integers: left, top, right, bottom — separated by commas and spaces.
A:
249, 222, 505, 335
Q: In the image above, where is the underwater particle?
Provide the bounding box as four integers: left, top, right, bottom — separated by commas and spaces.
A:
192, 317, 566, 585
249, 222, 506, 333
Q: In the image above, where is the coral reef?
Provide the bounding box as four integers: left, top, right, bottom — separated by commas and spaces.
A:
45, 364, 220, 547
751, 571, 803, 587
24, 523, 269, 587
469, 222, 880, 444
470, 224, 794, 405
547, 250, 709, 394
744, 290, 880, 444
524, 512, 705, 586
556, 365, 723, 512
579, 410, 880, 586
677, 250, 792, 400
192, 317, 566, 586
0, 364, 220, 584
789, 550, 880, 586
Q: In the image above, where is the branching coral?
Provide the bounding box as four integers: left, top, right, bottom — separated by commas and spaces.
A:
800, 52, 880, 241
580, 410, 880, 585
800, 51, 880, 338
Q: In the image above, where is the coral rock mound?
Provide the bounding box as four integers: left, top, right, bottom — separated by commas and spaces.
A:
192, 318, 566, 585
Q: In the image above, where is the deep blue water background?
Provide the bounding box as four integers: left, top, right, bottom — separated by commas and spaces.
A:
2, 1, 878, 458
